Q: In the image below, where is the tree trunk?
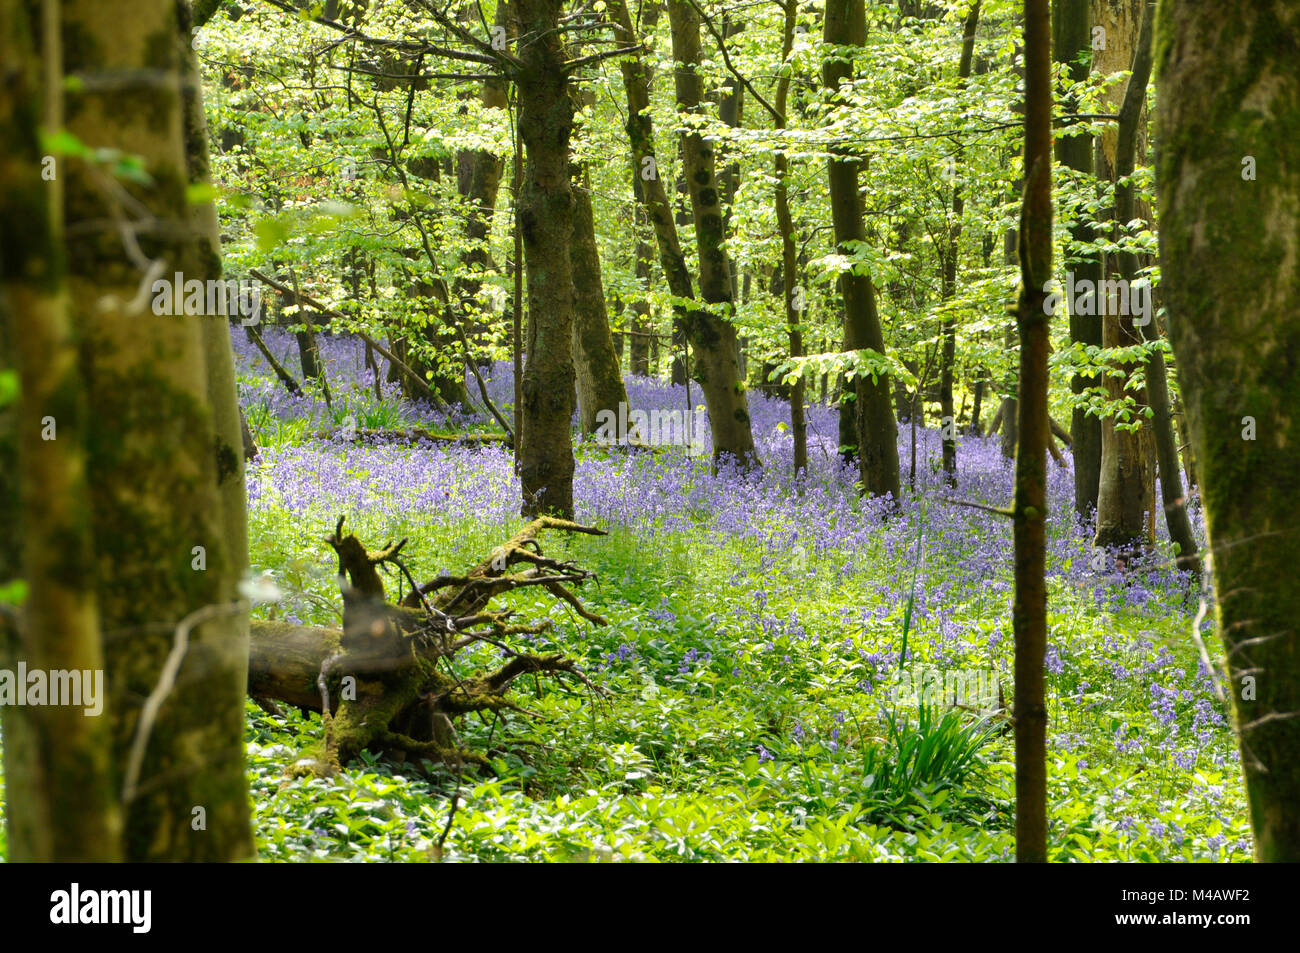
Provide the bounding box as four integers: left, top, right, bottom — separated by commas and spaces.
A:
516, 0, 576, 517
457, 1, 510, 287
1156, 0, 1300, 862
667, 0, 760, 470
609, 0, 696, 388
1112, 3, 1200, 572
180, 0, 257, 789
773, 1, 806, 475
0, 0, 121, 862
60, 0, 253, 861
824, 0, 900, 499
629, 202, 654, 377
1055, 0, 1104, 519
570, 174, 628, 434
716, 14, 744, 309
1093, 0, 1154, 553
969, 371, 986, 435
1013, 0, 1052, 864
939, 2, 981, 484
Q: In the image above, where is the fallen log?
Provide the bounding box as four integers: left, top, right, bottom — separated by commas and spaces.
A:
309, 427, 511, 449
246, 515, 608, 776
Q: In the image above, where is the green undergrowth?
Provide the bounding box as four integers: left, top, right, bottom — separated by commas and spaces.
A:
241, 493, 1251, 862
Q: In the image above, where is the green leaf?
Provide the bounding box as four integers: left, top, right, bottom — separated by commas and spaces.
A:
185, 182, 219, 205
255, 216, 291, 251
0, 579, 29, 607
0, 369, 18, 409
39, 128, 88, 158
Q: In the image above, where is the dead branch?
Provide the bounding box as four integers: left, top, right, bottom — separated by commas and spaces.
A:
249, 515, 609, 776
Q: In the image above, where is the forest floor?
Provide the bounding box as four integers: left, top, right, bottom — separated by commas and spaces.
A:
0, 331, 1253, 862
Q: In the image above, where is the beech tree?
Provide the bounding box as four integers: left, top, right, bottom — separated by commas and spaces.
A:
1156, 0, 1300, 862
0, 0, 121, 862
1, 0, 255, 861
824, 0, 900, 500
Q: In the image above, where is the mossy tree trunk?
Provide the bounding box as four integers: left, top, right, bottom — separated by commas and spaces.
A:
1053, 0, 1104, 519
824, 0, 900, 499
1092, 0, 1154, 554
452, 0, 511, 344
516, 0, 576, 517
570, 171, 629, 433
628, 199, 654, 377
608, 0, 694, 392
1110, 1, 1199, 572
178, 0, 256, 831
667, 0, 760, 471
0, 0, 122, 862
1155, 0, 1300, 862
62, 0, 253, 861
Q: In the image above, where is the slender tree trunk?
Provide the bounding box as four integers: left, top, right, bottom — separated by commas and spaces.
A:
179, 0, 256, 786
773, 1, 806, 475
939, 1, 981, 484
629, 198, 654, 377
516, 0, 576, 516
570, 171, 629, 432
458, 1, 510, 288
716, 14, 744, 309
824, 0, 900, 499
609, 0, 696, 387
0, 0, 121, 862
1172, 390, 1196, 487
1014, 0, 1052, 865
667, 0, 760, 470
1156, 0, 1300, 862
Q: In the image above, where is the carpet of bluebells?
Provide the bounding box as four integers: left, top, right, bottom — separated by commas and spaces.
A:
233, 330, 1251, 862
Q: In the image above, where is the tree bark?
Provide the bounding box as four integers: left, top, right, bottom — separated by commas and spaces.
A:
939, 1, 981, 484
773, 1, 806, 475
61, 0, 253, 861
1093, 0, 1154, 553
570, 173, 629, 433
516, 0, 576, 516
824, 0, 901, 499
667, 0, 760, 470
1156, 0, 1300, 861
0, 0, 122, 862
178, 0, 258, 852
1013, 0, 1053, 864
1054, 0, 1103, 519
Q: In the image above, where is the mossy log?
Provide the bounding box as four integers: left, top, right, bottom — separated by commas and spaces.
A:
309, 428, 511, 449
247, 516, 608, 775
